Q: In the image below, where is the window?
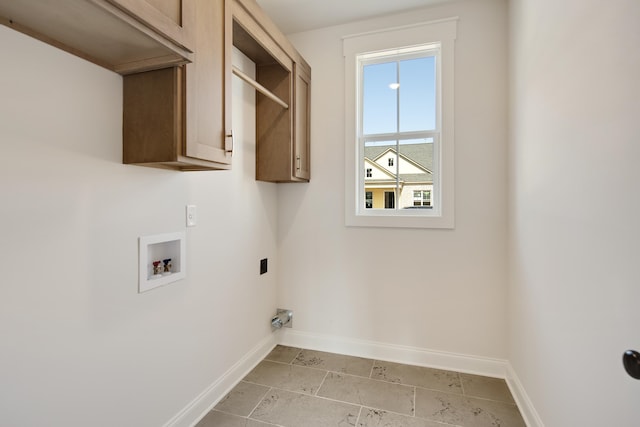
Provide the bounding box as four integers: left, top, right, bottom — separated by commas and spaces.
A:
361, 46, 437, 215
344, 19, 456, 229
413, 190, 431, 207
365, 191, 373, 209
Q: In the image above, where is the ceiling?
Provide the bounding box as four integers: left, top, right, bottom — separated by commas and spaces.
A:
255, 0, 454, 34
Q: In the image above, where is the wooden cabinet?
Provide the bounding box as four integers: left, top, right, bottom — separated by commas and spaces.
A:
1, 0, 309, 176
232, 0, 311, 182
123, 0, 232, 171
0, 0, 194, 74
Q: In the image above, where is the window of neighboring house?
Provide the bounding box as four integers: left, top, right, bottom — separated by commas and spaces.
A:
366, 168, 372, 178
413, 190, 432, 207
344, 19, 456, 229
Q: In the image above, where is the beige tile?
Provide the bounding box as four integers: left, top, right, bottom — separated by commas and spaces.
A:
372, 361, 462, 394
460, 374, 515, 404
415, 388, 526, 427
264, 345, 302, 364
293, 349, 374, 377
196, 410, 276, 427
318, 372, 415, 416
243, 360, 327, 394
251, 388, 360, 427
358, 408, 457, 427
215, 381, 271, 416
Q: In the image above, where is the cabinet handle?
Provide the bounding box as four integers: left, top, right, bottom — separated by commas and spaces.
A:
296, 155, 301, 170
226, 131, 234, 155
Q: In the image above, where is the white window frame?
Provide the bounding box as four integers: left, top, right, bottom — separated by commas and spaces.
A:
343, 18, 457, 229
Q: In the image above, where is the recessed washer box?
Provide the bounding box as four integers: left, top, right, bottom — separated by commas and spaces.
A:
138, 232, 186, 293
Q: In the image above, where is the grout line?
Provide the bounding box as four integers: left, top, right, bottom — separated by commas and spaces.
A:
263, 359, 295, 366
315, 370, 331, 396
259, 385, 366, 410
412, 386, 416, 418
354, 405, 364, 426
208, 408, 281, 427
359, 405, 434, 421
458, 372, 465, 396
290, 347, 304, 364
413, 382, 518, 406
260, 359, 330, 375
246, 386, 273, 419
368, 359, 377, 379
326, 370, 416, 390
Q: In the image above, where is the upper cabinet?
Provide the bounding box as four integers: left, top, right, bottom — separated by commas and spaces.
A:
123, 0, 232, 171
0, 0, 195, 74
1, 0, 310, 178
232, 0, 311, 182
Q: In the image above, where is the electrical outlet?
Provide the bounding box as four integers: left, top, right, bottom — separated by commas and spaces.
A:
260, 258, 268, 275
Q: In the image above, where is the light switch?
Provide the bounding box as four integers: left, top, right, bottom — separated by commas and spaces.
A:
186, 205, 197, 227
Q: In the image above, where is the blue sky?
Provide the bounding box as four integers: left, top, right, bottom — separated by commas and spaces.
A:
362, 56, 436, 135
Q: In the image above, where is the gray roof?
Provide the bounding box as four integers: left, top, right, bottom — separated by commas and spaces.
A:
364, 143, 433, 184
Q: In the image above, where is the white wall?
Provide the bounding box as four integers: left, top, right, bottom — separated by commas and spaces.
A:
0, 27, 278, 427
278, 0, 509, 359
508, 0, 640, 425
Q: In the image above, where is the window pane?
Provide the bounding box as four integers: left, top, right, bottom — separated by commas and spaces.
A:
399, 56, 436, 132
397, 139, 433, 210
363, 62, 397, 135
364, 140, 397, 209
365, 191, 373, 209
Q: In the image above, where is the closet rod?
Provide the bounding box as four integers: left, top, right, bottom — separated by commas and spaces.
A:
232, 66, 289, 110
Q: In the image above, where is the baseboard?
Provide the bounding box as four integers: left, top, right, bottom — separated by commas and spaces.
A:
506, 363, 545, 427
163, 333, 278, 427
279, 328, 509, 379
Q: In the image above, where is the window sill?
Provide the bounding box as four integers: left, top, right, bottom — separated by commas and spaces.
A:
345, 210, 454, 229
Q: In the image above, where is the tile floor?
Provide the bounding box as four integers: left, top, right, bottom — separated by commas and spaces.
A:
196, 345, 526, 427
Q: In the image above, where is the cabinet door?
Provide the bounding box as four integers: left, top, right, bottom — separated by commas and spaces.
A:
109, 0, 195, 52
294, 64, 311, 181
183, 0, 233, 165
